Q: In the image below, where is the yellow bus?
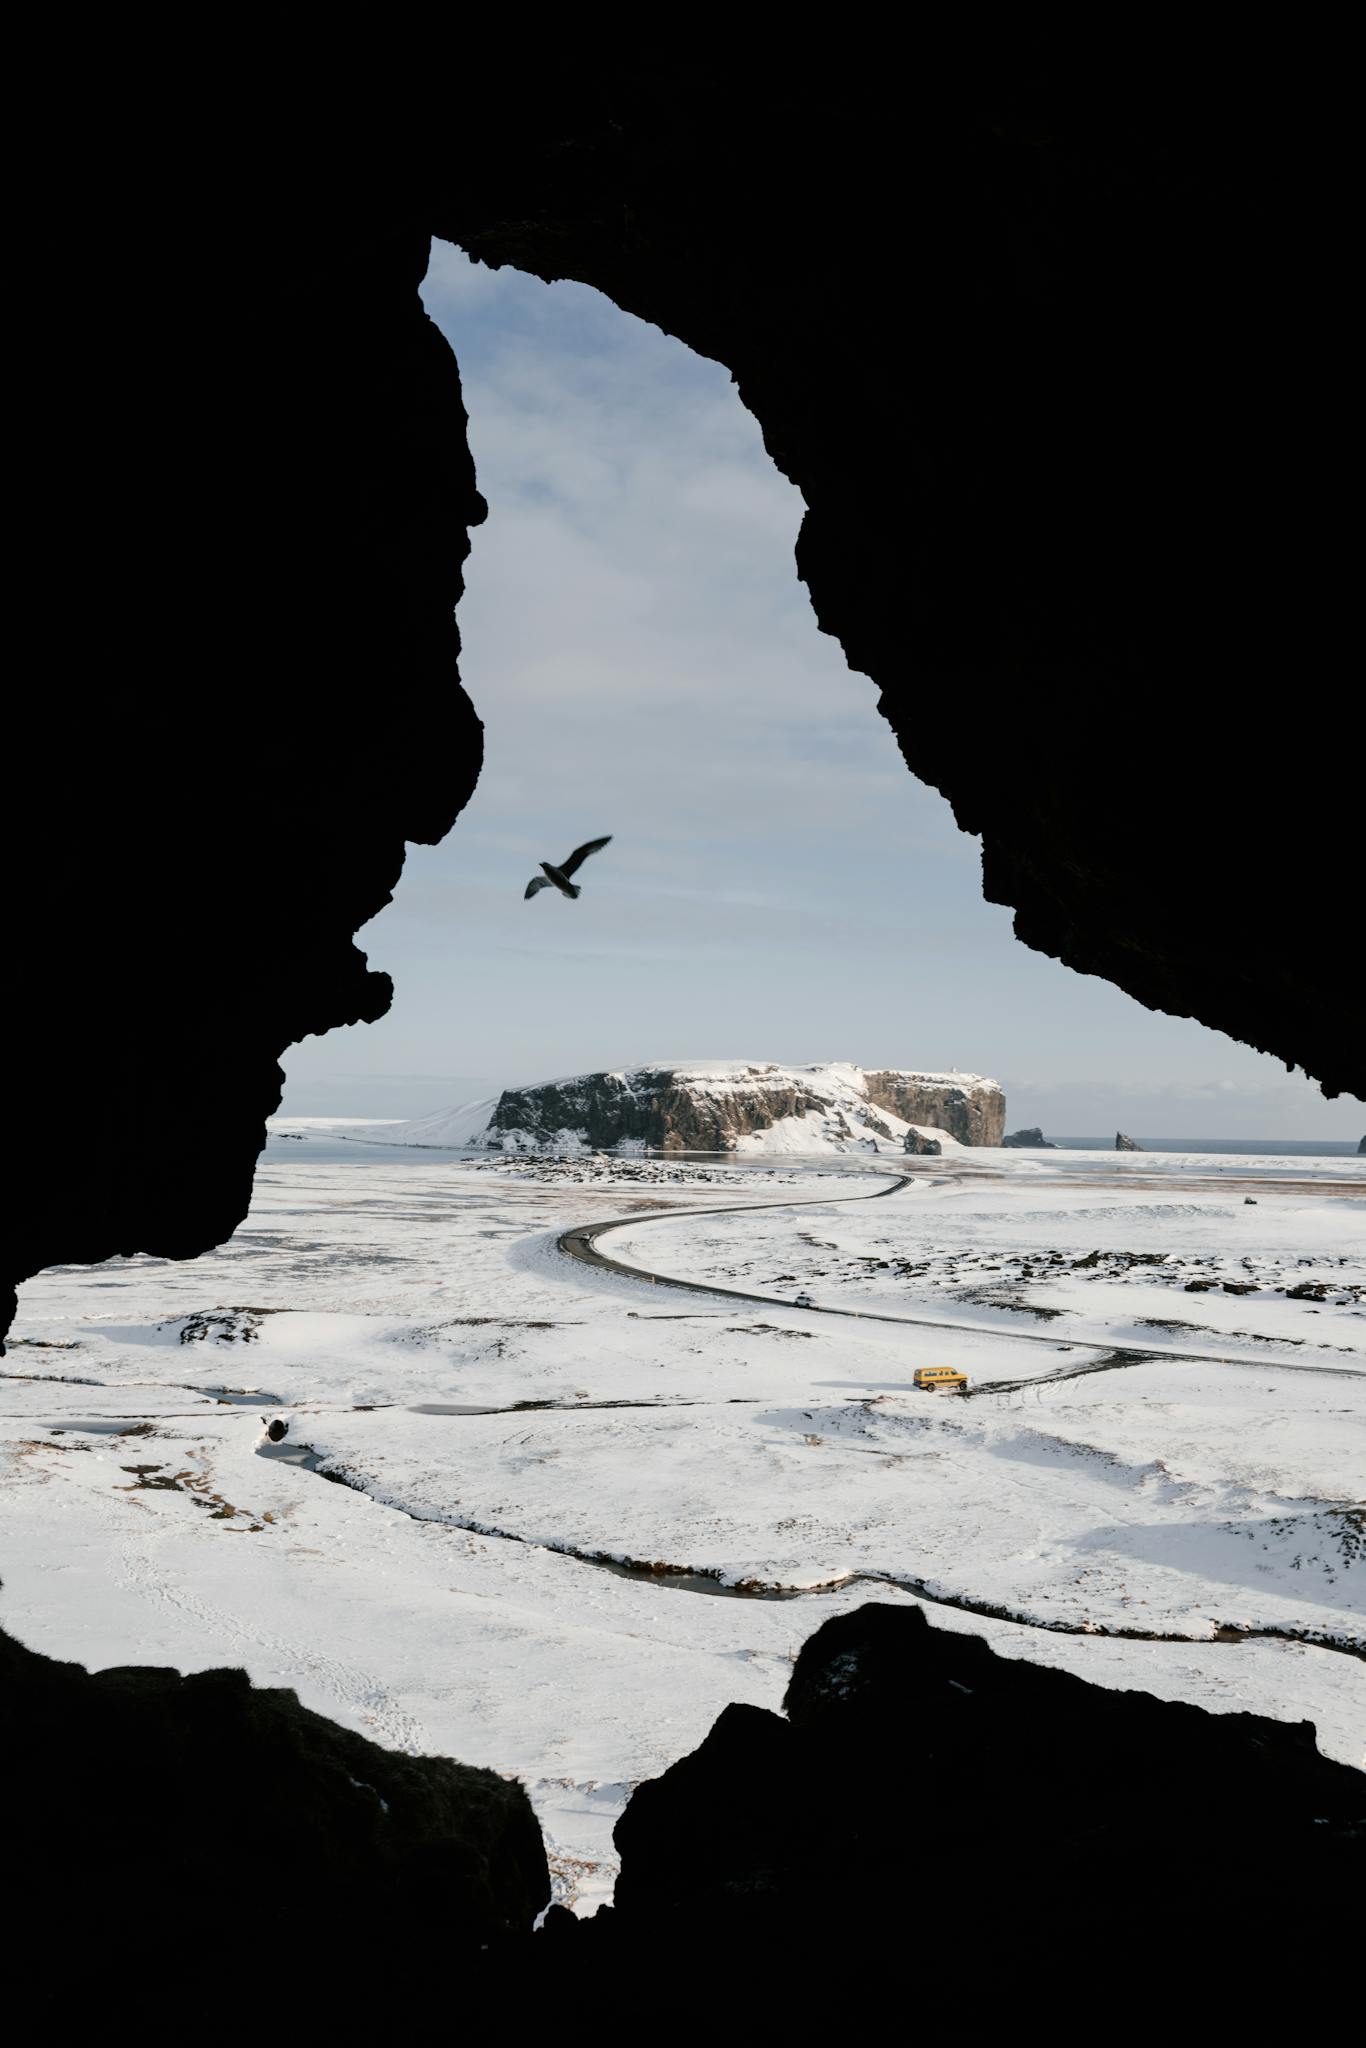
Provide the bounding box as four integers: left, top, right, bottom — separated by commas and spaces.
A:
913, 1365, 968, 1394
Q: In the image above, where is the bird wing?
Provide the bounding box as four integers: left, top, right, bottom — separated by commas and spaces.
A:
524, 875, 552, 899
559, 834, 613, 878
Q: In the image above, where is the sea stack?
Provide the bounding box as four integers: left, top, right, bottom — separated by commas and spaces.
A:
1116, 1132, 1142, 1152
1002, 1128, 1057, 1149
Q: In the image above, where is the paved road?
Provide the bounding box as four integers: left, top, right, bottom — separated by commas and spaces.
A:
554, 1171, 1364, 1655
557, 1172, 1365, 1382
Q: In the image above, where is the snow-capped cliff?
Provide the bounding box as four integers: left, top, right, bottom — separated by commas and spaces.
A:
385, 1062, 1004, 1154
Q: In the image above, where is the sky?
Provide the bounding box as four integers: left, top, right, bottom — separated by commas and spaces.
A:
280, 247, 1361, 1142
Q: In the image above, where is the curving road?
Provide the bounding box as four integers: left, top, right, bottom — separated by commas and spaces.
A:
546, 1166, 1366, 1658
557, 1171, 1364, 1382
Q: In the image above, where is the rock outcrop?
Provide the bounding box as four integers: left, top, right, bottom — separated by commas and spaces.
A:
1001, 1126, 1057, 1148
435, 1062, 1004, 1153
1, 1625, 548, 1993
4, 216, 487, 1346
605, 1604, 1363, 1978
1359, 1135, 1365, 1154
1117, 1130, 1143, 1150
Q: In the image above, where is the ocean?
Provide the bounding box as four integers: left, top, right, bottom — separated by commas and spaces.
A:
1050, 1138, 1360, 1156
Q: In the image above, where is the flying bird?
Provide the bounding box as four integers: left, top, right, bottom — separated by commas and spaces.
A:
524, 835, 613, 901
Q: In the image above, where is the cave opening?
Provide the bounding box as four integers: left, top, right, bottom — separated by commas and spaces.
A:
4, 76, 1363, 1995
6, 233, 1360, 1934
282, 245, 1357, 1148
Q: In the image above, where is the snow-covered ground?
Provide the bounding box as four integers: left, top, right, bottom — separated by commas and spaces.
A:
3, 1141, 1362, 1911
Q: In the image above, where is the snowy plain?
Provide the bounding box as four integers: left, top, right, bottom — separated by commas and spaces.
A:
3, 1137, 1362, 1912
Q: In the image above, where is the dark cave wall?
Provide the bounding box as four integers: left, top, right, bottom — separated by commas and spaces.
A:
2, 53, 1361, 1994
5, 219, 486, 1337
5, 57, 1359, 1339
428, 66, 1361, 1101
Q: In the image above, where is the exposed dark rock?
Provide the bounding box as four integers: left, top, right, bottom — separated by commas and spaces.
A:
1, 1625, 548, 1983
902, 1129, 942, 1155
1116, 1130, 1143, 1150
608, 1603, 1363, 1969
863, 1070, 1003, 1146
1359, 1136, 1365, 1154
1001, 1126, 1057, 1148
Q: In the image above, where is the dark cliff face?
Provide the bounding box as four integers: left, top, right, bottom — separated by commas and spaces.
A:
862, 1072, 1005, 1146
647, 1079, 812, 1152
490, 1071, 675, 1149
491, 1071, 832, 1151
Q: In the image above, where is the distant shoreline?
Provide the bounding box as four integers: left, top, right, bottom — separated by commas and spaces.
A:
1047, 1137, 1360, 1156
266, 1121, 1361, 1162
